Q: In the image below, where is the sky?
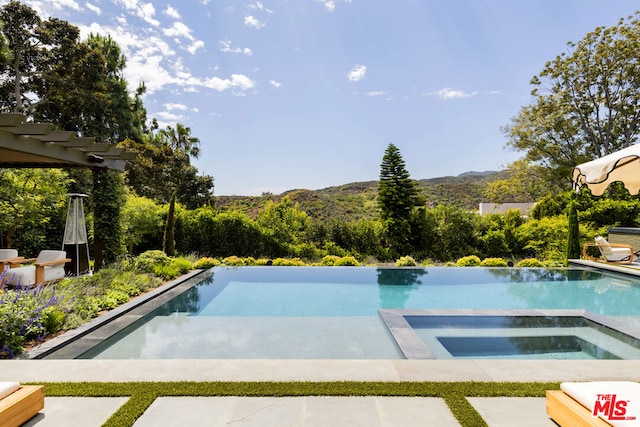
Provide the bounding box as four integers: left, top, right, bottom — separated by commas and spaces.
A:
4, 1, 640, 196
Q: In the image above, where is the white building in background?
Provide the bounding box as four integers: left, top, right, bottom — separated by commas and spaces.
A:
478, 202, 536, 216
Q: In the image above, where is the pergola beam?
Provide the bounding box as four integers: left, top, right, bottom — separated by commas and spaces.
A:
0, 114, 133, 171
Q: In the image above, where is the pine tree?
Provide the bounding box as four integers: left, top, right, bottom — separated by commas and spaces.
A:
378, 143, 423, 258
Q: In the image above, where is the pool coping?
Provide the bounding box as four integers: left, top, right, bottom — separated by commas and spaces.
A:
12, 264, 640, 385
26, 269, 210, 359
379, 309, 640, 359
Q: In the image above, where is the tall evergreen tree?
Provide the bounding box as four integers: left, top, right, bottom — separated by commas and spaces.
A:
565, 200, 581, 262
378, 143, 423, 258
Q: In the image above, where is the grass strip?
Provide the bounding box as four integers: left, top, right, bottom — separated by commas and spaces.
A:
35, 381, 561, 427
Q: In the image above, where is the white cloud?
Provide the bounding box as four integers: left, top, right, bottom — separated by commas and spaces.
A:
218, 40, 253, 55
155, 111, 185, 121
85, 2, 101, 14
164, 5, 181, 19
50, 0, 82, 11
244, 15, 265, 29
366, 91, 385, 97
347, 64, 367, 82
164, 103, 188, 111
269, 80, 281, 88
163, 21, 195, 40
436, 88, 475, 99
317, 0, 351, 12
187, 40, 205, 55
202, 74, 256, 93
249, 1, 273, 13
113, 0, 160, 26
428, 88, 501, 100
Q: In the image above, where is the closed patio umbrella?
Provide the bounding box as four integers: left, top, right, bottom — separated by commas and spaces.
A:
572, 144, 640, 195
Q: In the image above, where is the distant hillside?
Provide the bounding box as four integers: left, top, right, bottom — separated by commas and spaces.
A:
215, 171, 506, 222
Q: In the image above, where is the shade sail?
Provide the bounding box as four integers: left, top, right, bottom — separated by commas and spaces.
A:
572, 144, 640, 196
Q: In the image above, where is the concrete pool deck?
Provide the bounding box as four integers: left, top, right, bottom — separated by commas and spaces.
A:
4, 358, 640, 426
7, 262, 640, 425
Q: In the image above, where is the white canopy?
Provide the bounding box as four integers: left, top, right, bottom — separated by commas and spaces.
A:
572, 144, 640, 196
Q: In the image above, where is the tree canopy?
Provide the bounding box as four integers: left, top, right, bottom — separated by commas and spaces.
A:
503, 11, 640, 193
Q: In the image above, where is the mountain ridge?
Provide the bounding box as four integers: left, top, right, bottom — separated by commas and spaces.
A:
216, 170, 504, 221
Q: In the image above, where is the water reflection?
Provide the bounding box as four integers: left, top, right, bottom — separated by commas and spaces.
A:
376, 268, 427, 309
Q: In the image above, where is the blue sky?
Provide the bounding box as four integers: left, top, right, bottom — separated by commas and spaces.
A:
7, 1, 640, 195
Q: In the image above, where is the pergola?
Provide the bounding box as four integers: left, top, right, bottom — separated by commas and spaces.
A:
0, 113, 135, 170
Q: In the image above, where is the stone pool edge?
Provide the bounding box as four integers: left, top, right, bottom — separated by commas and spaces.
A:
25, 269, 209, 359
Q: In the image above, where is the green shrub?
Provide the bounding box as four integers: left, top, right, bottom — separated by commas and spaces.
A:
41, 307, 67, 334
223, 256, 245, 266
72, 296, 101, 321
171, 257, 193, 274
153, 263, 181, 280
480, 257, 508, 267
110, 278, 142, 297
516, 258, 543, 267
98, 289, 130, 310
272, 257, 307, 266
395, 256, 417, 267
254, 258, 273, 266
335, 256, 359, 266
320, 255, 341, 266
136, 250, 170, 273
456, 255, 481, 267
193, 257, 220, 269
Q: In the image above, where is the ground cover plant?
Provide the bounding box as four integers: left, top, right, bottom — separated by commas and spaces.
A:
39, 380, 560, 427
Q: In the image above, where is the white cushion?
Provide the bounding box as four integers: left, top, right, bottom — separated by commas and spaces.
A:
0, 249, 18, 260
4, 265, 66, 286
561, 381, 640, 426
35, 250, 66, 264
0, 381, 20, 400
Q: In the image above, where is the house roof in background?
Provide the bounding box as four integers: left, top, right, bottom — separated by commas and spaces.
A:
0, 113, 134, 171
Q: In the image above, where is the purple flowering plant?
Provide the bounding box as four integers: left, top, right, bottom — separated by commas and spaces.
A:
0, 270, 60, 358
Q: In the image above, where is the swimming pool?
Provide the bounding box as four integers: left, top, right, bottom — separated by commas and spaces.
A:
77, 266, 640, 360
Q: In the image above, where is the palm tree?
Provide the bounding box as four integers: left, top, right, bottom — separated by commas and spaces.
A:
160, 123, 200, 159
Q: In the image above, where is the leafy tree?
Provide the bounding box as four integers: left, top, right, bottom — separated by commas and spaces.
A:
504, 12, 640, 190
256, 196, 309, 245
0, 0, 41, 112
121, 138, 214, 208
430, 205, 478, 261
0, 21, 11, 67
121, 194, 163, 254
378, 143, 424, 257
0, 169, 68, 253
484, 160, 551, 202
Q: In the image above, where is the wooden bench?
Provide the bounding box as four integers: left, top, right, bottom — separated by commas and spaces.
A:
0, 385, 44, 427
547, 390, 611, 426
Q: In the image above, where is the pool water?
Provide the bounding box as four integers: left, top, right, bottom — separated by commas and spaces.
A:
79, 266, 640, 360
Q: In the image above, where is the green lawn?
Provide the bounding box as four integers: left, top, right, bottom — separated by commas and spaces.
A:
40, 380, 560, 427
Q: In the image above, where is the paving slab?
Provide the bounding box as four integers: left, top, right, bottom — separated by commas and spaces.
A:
467, 397, 556, 427
22, 397, 129, 427
133, 396, 460, 427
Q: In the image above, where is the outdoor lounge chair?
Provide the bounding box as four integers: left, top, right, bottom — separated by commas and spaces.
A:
547, 381, 640, 426
0, 382, 44, 427
0, 249, 23, 270
2, 250, 70, 286
582, 236, 635, 264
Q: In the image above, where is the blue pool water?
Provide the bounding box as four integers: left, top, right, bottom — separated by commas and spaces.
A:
79, 266, 640, 359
